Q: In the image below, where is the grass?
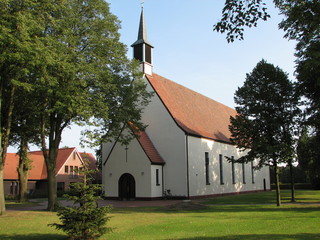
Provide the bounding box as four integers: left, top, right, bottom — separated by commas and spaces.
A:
1, 190, 319, 240
201, 190, 320, 205
5, 200, 41, 209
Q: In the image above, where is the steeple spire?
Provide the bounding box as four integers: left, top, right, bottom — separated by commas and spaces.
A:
131, 7, 154, 75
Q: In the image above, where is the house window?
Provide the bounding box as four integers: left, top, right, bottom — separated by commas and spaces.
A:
231, 156, 236, 184
65, 165, 69, 174
219, 154, 224, 185
10, 182, 14, 195
156, 169, 160, 186
242, 162, 246, 184
205, 152, 210, 185
57, 182, 65, 191
70, 166, 74, 178
75, 166, 79, 175
251, 161, 255, 184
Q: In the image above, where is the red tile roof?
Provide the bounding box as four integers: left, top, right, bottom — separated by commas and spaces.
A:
4, 148, 84, 180
80, 152, 97, 169
128, 122, 165, 165
146, 73, 237, 143
136, 131, 165, 165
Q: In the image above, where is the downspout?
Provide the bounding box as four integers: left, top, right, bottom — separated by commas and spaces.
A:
161, 165, 164, 198
186, 134, 190, 198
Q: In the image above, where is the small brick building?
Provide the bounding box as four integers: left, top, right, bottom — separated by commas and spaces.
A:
4, 147, 97, 197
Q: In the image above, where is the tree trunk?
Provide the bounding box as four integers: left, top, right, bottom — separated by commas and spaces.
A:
0, 80, 4, 215
45, 144, 59, 211
17, 138, 31, 202
47, 165, 58, 211
0, 83, 15, 215
0, 168, 5, 215
274, 163, 281, 206
289, 159, 295, 202
18, 173, 28, 202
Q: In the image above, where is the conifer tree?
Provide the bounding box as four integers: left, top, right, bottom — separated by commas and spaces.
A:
50, 166, 112, 240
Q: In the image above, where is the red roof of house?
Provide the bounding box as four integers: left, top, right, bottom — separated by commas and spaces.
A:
4, 148, 83, 180
80, 152, 97, 169
146, 73, 237, 143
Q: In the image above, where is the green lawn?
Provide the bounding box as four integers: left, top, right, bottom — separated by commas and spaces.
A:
201, 190, 320, 205
1, 190, 319, 240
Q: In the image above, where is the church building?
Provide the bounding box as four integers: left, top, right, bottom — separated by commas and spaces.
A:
101, 9, 270, 200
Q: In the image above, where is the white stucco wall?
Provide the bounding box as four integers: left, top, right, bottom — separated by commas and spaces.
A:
103, 135, 153, 198
151, 165, 163, 197
188, 136, 270, 197
141, 78, 188, 197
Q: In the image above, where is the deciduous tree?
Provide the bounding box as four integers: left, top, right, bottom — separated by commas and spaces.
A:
297, 128, 320, 189
31, 0, 150, 211
0, 0, 47, 214
229, 60, 299, 206
214, 0, 320, 49
1, 0, 150, 213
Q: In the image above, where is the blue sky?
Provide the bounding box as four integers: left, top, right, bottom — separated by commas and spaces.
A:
9, 0, 297, 154
109, 0, 296, 108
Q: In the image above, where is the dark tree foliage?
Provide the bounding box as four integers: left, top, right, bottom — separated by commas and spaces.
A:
269, 165, 308, 184
296, 40, 320, 131
229, 59, 300, 206
214, 0, 320, 48
10, 88, 41, 202
214, 0, 270, 42
297, 128, 320, 189
278, 0, 320, 52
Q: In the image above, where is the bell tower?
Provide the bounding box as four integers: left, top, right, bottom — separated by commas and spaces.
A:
131, 7, 154, 75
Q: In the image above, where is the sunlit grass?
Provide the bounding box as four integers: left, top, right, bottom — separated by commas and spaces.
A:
1, 190, 319, 240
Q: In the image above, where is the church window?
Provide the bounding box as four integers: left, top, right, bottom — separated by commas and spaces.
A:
231, 156, 236, 184
156, 169, 160, 186
242, 162, 246, 184
205, 152, 210, 185
219, 154, 224, 185
251, 161, 255, 184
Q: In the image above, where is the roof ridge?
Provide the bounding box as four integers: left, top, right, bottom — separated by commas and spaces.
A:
149, 73, 235, 111
145, 73, 237, 143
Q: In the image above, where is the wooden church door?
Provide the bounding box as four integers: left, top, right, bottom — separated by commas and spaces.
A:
119, 173, 135, 200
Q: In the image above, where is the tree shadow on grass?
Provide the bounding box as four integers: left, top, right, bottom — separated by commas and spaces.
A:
179, 233, 320, 240
110, 204, 320, 215
0, 234, 65, 240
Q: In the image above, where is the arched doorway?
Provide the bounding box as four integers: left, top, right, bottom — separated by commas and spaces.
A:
118, 173, 135, 200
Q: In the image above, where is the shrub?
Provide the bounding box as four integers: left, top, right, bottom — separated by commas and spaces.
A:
50, 169, 112, 240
